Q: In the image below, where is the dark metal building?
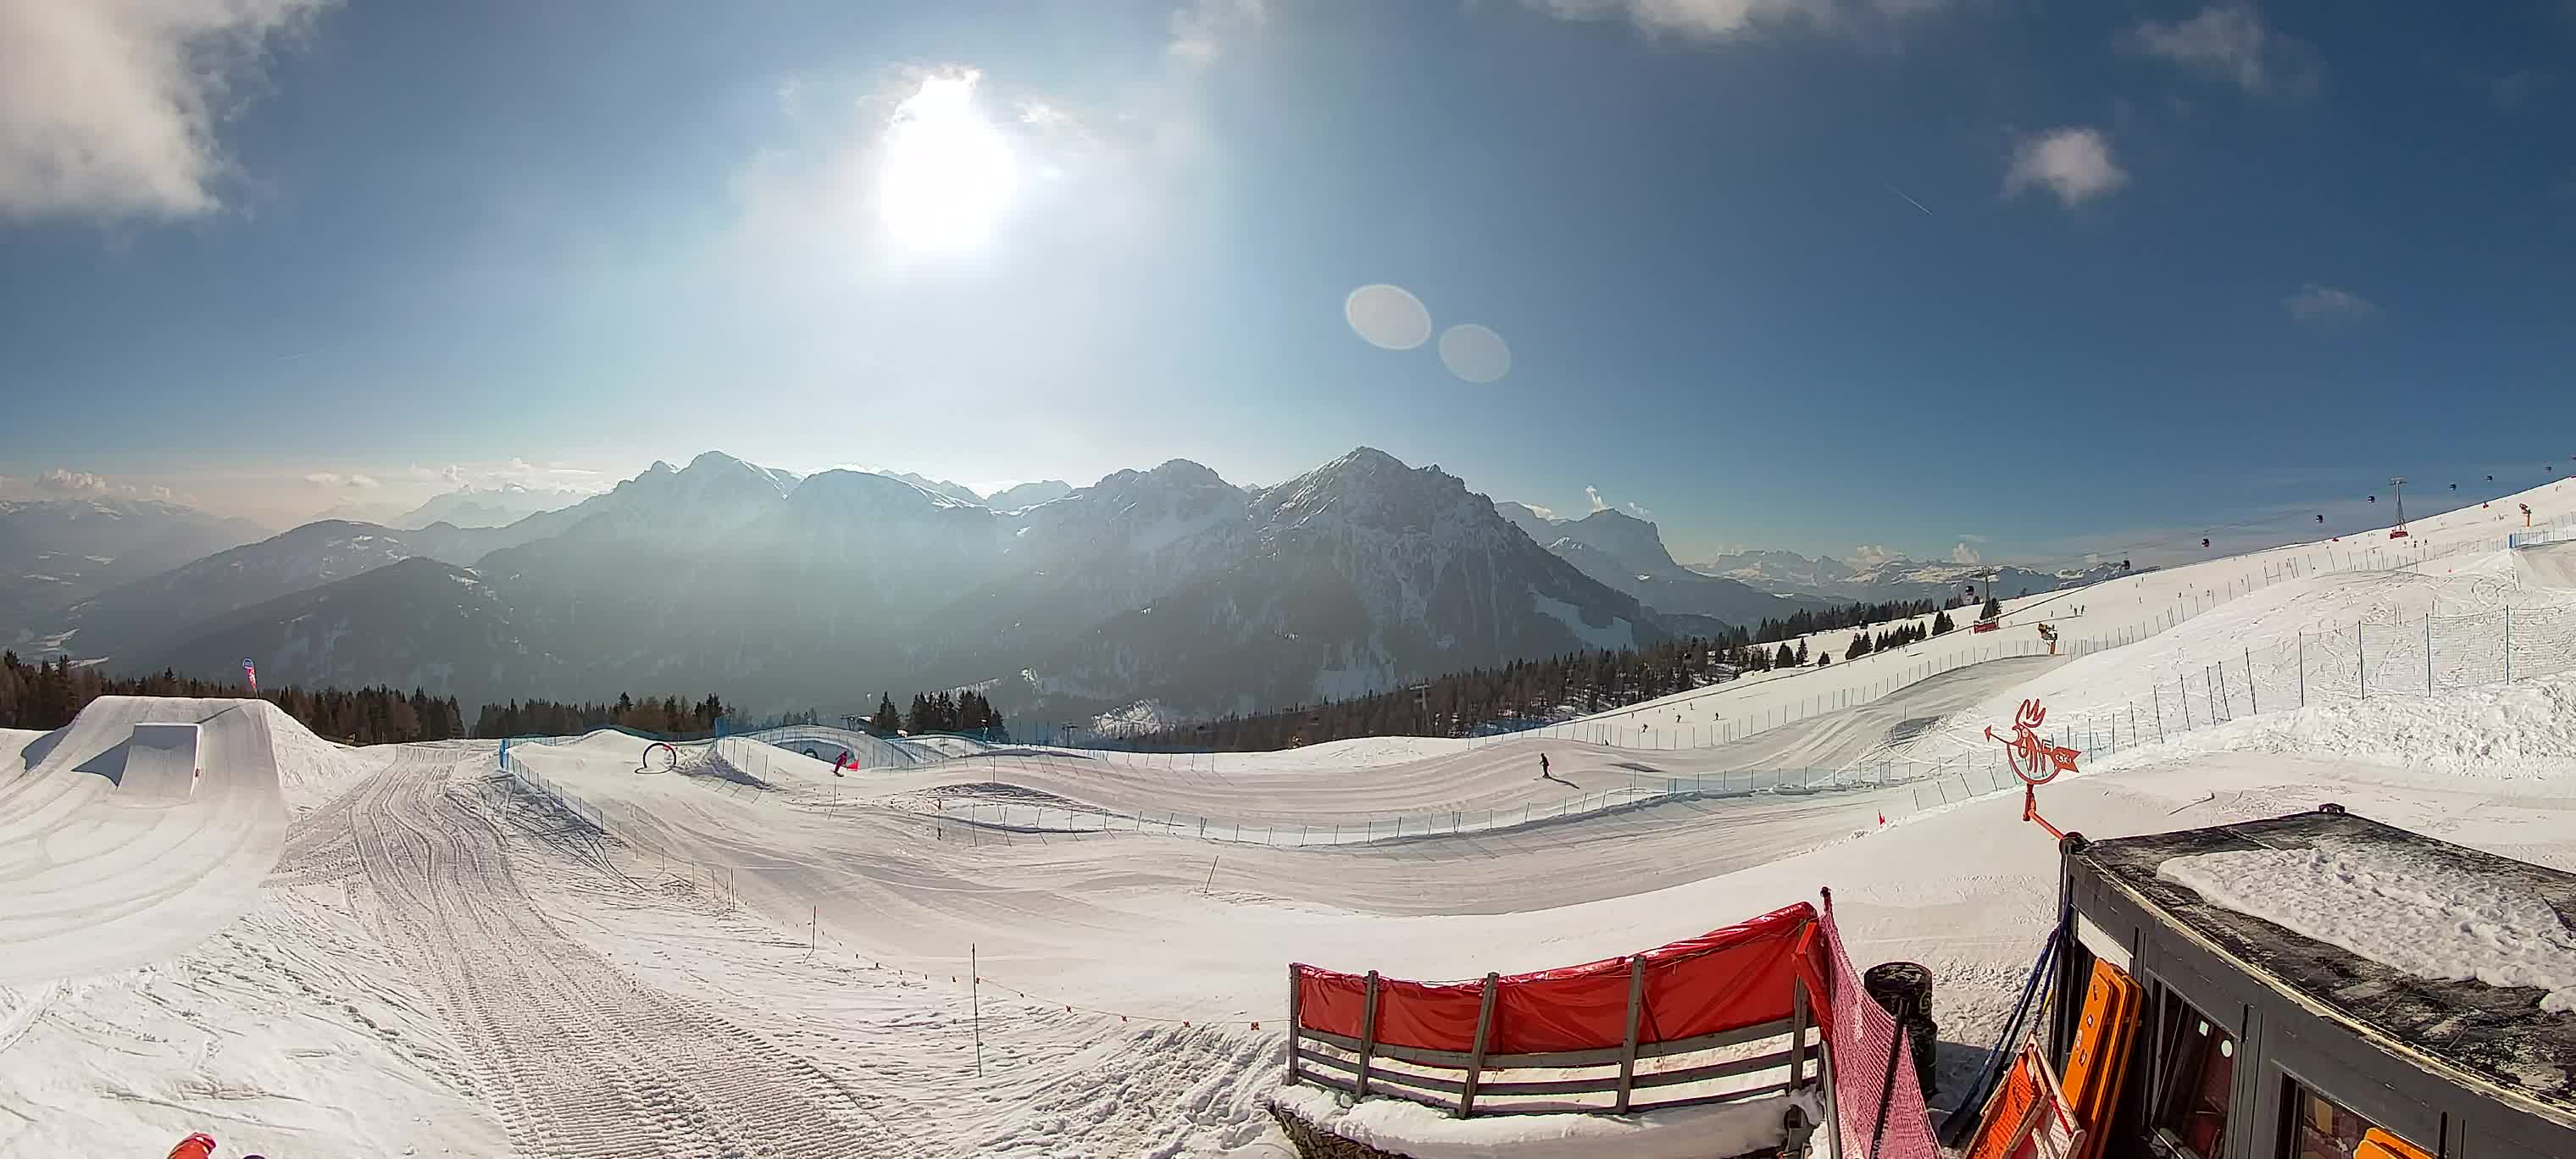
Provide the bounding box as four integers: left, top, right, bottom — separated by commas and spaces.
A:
2051, 808, 2576, 1159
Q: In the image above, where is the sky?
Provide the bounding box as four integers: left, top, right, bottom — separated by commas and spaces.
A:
2, 0, 2573, 568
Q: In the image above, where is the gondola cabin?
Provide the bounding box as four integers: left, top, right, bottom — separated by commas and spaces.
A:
2050, 808, 2576, 1159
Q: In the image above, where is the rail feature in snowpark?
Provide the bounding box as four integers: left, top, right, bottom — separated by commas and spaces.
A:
1284, 892, 1940, 1156
638, 741, 678, 773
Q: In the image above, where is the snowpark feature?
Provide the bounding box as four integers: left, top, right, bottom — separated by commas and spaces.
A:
1, 699, 284, 986
10, 478, 2576, 1155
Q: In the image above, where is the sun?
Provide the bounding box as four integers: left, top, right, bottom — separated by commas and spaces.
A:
877, 72, 1019, 253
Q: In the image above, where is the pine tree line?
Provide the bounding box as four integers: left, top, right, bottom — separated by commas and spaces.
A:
0, 651, 465, 743
470, 693, 729, 740
863, 690, 1008, 739
1118, 594, 1975, 751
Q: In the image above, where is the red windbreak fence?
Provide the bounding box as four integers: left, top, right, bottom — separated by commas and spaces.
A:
1295, 903, 1826, 1055
1287, 902, 1838, 1122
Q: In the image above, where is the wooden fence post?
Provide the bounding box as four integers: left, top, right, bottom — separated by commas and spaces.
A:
1790, 977, 1809, 1091
1614, 954, 1646, 1112
1285, 963, 1303, 1085
1355, 971, 1381, 1098
1457, 973, 1501, 1118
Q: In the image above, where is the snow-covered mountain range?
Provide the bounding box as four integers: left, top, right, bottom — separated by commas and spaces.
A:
36, 450, 1658, 718
1493, 503, 1829, 624
7, 448, 2126, 720
1695, 548, 2124, 605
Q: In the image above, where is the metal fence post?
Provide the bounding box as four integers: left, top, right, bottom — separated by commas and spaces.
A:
2298, 632, 2306, 706
2506, 607, 2513, 682
2357, 622, 2368, 698
2425, 615, 2434, 692
2246, 647, 2258, 714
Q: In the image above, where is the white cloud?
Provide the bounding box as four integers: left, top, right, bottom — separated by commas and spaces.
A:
1625, 502, 1654, 519
2004, 127, 2127, 208
11, 469, 177, 502
1521, 503, 1560, 522
1951, 541, 1984, 564
301, 471, 381, 489
1585, 485, 1611, 513
0, 0, 330, 223
1531, 0, 1828, 40
2491, 70, 2548, 111
1169, 0, 1266, 68
36, 469, 114, 495
1527, 0, 1964, 42
2122, 4, 2317, 96
1849, 544, 1894, 568
1958, 532, 1990, 543
2285, 282, 2379, 324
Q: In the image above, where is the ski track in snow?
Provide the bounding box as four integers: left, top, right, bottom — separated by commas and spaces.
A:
343, 747, 914, 1157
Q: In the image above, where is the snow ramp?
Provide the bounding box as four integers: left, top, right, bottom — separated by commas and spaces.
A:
0, 697, 289, 985
2513, 541, 2576, 591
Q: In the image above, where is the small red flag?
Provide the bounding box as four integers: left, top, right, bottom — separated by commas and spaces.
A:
1877, 812, 1887, 825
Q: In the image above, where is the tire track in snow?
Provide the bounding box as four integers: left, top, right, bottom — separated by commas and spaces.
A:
349, 749, 909, 1157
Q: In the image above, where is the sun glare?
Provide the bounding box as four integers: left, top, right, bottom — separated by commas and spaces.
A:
877, 72, 1019, 253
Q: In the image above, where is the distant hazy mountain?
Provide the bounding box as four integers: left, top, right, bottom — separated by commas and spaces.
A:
1697, 548, 2123, 604
1028, 450, 1664, 715
1492, 502, 1824, 624
883, 471, 983, 507
0, 499, 269, 646
394, 484, 591, 530
150, 557, 556, 708
981, 480, 1074, 511
44, 519, 515, 662
108, 447, 1682, 719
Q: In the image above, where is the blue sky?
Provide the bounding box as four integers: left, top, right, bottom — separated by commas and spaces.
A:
3, 0, 2572, 567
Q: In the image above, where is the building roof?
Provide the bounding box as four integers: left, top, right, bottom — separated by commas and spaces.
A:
2072, 809, 2576, 1118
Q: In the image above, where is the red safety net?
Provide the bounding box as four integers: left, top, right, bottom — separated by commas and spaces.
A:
1293, 902, 1829, 1056
1819, 892, 1940, 1159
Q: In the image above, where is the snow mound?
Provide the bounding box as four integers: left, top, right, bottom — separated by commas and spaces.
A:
2160, 843, 2576, 1013
1269, 1084, 1819, 1159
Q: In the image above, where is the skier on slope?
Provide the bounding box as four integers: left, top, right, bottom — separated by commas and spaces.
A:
1538, 752, 1551, 779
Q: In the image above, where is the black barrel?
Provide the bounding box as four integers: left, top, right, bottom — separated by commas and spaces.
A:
1863, 962, 1940, 1096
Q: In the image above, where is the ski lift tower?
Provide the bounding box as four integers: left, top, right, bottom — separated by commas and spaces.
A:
2388, 476, 2411, 540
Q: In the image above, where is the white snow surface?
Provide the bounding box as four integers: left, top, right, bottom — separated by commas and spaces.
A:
1270, 1084, 1821, 1159
2161, 844, 2576, 1012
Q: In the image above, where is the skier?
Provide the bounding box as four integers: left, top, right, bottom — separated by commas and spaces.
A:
1537, 752, 1551, 779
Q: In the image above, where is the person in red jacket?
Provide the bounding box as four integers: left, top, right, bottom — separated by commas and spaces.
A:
168, 1135, 216, 1159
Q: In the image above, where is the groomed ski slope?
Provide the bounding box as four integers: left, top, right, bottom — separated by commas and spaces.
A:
8, 479, 2576, 1156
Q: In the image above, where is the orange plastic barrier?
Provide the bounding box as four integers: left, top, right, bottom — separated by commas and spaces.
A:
2058, 960, 2142, 1159
1965, 1040, 2083, 1159
2359, 1127, 2435, 1159
1294, 902, 1826, 1054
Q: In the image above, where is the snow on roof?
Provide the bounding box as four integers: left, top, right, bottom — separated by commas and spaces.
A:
2076, 810, 2576, 1112
2160, 842, 2576, 1014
